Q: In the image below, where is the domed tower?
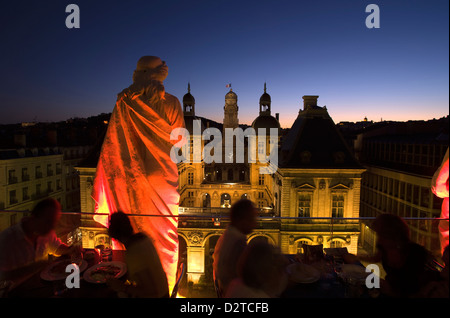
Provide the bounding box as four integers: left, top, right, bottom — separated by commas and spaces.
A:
182, 83, 204, 135
183, 82, 195, 116
252, 83, 280, 132
259, 82, 271, 116
223, 87, 239, 130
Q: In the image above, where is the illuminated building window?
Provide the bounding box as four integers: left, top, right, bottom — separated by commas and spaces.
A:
35, 166, 42, 179
56, 163, 62, 174
47, 164, 53, 176
332, 195, 344, 218
330, 240, 345, 248
22, 187, 29, 200
9, 190, 17, 205
188, 172, 194, 185
8, 170, 17, 184
221, 193, 231, 208
259, 174, 265, 185
258, 141, 265, 155
298, 193, 311, 218
22, 167, 29, 181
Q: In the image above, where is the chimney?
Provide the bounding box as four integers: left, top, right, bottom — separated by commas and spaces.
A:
275, 113, 279, 121
302, 95, 319, 110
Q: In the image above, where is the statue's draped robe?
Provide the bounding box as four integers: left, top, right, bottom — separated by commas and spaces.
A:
92, 91, 185, 293
431, 147, 449, 255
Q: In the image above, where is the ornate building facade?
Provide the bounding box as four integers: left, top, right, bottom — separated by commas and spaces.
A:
76, 85, 365, 284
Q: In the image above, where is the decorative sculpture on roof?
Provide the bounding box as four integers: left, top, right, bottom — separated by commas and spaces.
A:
91, 56, 185, 293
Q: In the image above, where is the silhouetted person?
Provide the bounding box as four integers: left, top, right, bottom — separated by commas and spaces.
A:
213, 199, 258, 296
107, 212, 169, 298
371, 213, 439, 297
225, 240, 288, 298
0, 198, 77, 280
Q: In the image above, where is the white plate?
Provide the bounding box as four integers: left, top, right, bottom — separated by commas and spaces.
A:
287, 263, 321, 284
41, 259, 88, 281
83, 261, 127, 284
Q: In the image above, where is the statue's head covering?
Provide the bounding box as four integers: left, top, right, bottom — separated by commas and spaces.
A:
133, 56, 168, 83
119, 56, 168, 102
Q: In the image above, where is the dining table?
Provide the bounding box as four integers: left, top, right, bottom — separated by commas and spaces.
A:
281, 252, 377, 299
4, 249, 127, 298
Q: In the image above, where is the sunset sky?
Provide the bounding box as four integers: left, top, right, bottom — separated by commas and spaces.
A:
0, 0, 448, 128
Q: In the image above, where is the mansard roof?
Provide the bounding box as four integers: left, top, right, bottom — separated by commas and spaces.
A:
280, 106, 363, 170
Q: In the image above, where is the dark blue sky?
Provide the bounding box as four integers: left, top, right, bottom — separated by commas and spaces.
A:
0, 0, 448, 128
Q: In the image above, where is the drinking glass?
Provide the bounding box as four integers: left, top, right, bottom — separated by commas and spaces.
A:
95, 244, 105, 263
101, 247, 112, 262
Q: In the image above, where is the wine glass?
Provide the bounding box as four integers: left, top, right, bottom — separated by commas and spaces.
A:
94, 244, 105, 263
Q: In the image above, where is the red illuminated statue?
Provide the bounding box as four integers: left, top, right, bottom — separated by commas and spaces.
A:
91, 56, 185, 293
432, 147, 449, 256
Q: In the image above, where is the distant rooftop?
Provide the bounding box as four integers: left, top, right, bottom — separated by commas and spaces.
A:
0, 147, 62, 160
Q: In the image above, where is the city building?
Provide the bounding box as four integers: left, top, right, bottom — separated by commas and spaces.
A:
275, 95, 365, 256
0, 147, 64, 231
353, 117, 449, 258
0, 120, 97, 232
76, 86, 365, 284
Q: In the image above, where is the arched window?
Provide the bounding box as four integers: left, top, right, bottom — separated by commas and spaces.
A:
221, 193, 231, 208
202, 193, 211, 208
249, 236, 269, 244
297, 239, 311, 254
330, 240, 345, 248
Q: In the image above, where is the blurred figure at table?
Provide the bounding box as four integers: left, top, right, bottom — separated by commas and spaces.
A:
107, 211, 169, 298
225, 240, 288, 298
0, 198, 78, 280
213, 199, 258, 296
367, 213, 440, 297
